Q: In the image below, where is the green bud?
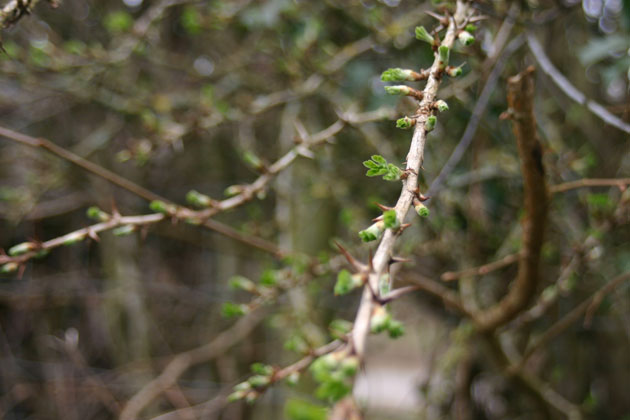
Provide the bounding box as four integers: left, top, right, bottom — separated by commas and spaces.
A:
286, 371, 300, 386
358, 220, 385, 242
425, 115, 437, 132
387, 319, 405, 338
334, 269, 363, 295
224, 185, 243, 197
370, 306, 391, 334
384, 85, 412, 96
340, 356, 359, 377
221, 302, 249, 318
435, 99, 449, 112
1, 263, 18, 274
245, 391, 259, 405
438, 45, 450, 67
149, 200, 177, 215
248, 375, 271, 388
63, 232, 86, 246
415, 26, 434, 44
329, 319, 353, 339
8, 242, 36, 256
446, 66, 463, 77
259, 269, 278, 287
251, 363, 274, 376
284, 335, 309, 354
227, 390, 246, 402
112, 225, 136, 236
415, 201, 430, 218
229, 275, 257, 292
465, 24, 477, 33
185, 190, 213, 208
383, 209, 399, 229
458, 30, 475, 46
234, 381, 252, 392
381, 68, 415, 82
396, 117, 415, 129
33, 249, 49, 259
86, 206, 110, 222
242, 151, 263, 170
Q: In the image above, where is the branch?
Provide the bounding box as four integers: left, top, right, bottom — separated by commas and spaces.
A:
0, 0, 52, 29
350, 0, 476, 360
119, 309, 267, 420
550, 178, 630, 194
526, 33, 630, 135
517, 271, 629, 369
475, 67, 549, 332
441, 252, 520, 282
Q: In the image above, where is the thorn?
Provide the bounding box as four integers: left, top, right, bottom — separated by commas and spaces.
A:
390, 256, 412, 264
334, 241, 364, 271
368, 250, 374, 272
375, 203, 393, 212
87, 229, 100, 242
425, 10, 448, 24
418, 193, 431, 202
398, 223, 412, 233
111, 199, 121, 219
17, 264, 26, 280
372, 215, 384, 222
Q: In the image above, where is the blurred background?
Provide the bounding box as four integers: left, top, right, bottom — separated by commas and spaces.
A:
0, 0, 629, 419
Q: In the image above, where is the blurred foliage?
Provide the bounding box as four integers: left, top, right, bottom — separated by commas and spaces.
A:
0, 0, 629, 419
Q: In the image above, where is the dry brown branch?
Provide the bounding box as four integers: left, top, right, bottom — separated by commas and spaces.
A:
119, 309, 268, 420
475, 67, 549, 332
441, 252, 520, 282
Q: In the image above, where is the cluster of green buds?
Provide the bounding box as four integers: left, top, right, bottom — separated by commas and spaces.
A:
149, 200, 177, 215
370, 305, 405, 338
229, 363, 276, 403
86, 206, 111, 222
310, 351, 359, 402
396, 116, 416, 129
334, 269, 365, 295
458, 24, 476, 46
185, 190, 214, 208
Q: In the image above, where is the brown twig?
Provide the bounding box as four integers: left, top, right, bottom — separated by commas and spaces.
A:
475, 67, 549, 332
441, 252, 520, 282
550, 178, 630, 194
119, 309, 268, 420
517, 272, 629, 369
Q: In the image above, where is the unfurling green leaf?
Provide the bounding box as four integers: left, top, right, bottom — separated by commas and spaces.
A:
359, 221, 385, 242
438, 45, 450, 67
383, 164, 402, 181
415, 201, 430, 218
334, 269, 363, 295
458, 30, 475, 46
384, 85, 412, 96
415, 26, 435, 44
425, 115, 437, 132
383, 210, 400, 229
363, 156, 402, 181
381, 68, 415, 82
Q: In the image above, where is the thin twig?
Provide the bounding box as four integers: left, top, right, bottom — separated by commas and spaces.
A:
441, 252, 520, 282
119, 309, 268, 420
517, 272, 629, 369
526, 33, 630, 135
550, 178, 630, 194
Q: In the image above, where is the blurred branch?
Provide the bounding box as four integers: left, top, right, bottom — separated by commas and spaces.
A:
0, 0, 53, 29
475, 67, 549, 332
517, 271, 630, 369
526, 33, 630, 136
441, 252, 520, 282
550, 178, 630, 194
119, 309, 267, 420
